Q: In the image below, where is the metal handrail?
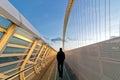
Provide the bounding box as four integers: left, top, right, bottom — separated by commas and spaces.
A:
5, 56, 55, 80
5, 64, 35, 80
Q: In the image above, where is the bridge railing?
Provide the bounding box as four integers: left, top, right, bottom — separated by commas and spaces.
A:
0, 7, 56, 80
65, 37, 120, 80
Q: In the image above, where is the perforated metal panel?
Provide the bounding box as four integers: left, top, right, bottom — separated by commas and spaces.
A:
66, 37, 120, 80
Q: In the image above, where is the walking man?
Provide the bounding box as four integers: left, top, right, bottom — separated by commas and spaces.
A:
57, 48, 65, 78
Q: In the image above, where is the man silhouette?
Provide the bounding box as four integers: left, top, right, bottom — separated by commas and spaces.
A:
57, 48, 65, 78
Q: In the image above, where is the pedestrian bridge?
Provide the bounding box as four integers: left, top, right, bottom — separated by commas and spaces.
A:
0, 0, 120, 80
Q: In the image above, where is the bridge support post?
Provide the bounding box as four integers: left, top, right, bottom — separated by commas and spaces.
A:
33, 44, 46, 74
20, 39, 39, 80
0, 24, 16, 53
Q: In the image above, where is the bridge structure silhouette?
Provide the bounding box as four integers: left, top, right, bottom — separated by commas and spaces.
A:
0, 0, 120, 80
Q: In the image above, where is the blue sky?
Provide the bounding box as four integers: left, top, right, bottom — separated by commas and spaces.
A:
9, 0, 68, 50
9, 0, 120, 50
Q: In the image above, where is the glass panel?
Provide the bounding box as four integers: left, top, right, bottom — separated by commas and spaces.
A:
5, 69, 20, 76
25, 49, 30, 53
0, 16, 12, 29
0, 32, 4, 39
40, 51, 45, 57
30, 55, 36, 61
30, 56, 36, 61
30, 58, 35, 62
9, 36, 31, 46
12, 75, 20, 80
24, 68, 34, 77
26, 73, 35, 80
32, 53, 37, 56
34, 54, 38, 58
35, 45, 40, 48
37, 63, 41, 68
25, 64, 32, 68
0, 57, 20, 64
33, 50, 38, 53
3, 47, 26, 53
0, 62, 22, 72
30, 55, 35, 58
15, 28, 35, 40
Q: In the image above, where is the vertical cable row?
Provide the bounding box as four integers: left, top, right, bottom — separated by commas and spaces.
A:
80, 0, 83, 47
105, 0, 107, 40
95, 0, 98, 42
86, 0, 88, 45
81, 0, 83, 46
78, 0, 81, 47
90, 0, 92, 44
108, 0, 111, 38
98, 0, 101, 41
76, 1, 79, 48
91, 0, 94, 43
